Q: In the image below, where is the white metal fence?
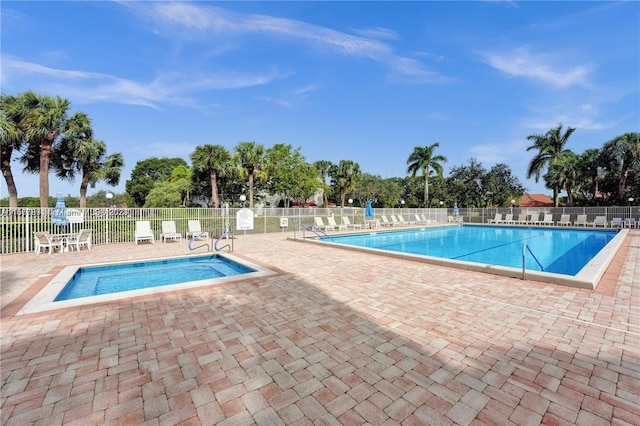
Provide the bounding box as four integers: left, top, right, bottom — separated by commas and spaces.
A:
1, 205, 637, 255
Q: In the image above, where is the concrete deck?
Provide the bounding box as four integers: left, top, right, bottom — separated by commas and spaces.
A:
1, 230, 638, 425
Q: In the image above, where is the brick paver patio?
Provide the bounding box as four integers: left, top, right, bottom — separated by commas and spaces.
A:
1, 229, 638, 425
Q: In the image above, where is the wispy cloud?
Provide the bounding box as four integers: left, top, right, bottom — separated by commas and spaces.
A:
2, 56, 286, 108
480, 45, 591, 88
126, 2, 450, 84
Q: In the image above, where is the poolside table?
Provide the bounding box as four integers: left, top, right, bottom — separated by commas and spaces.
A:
50, 233, 79, 252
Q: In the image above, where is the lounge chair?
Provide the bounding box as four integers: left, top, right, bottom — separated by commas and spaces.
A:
389, 215, 403, 226
67, 229, 92, 251
529, 213, 543, 225
574, 214, 588, 227
397, 215, 416, 225
415, 214, 426, 224
33, 231, 64, 255
186, 220, 209, 240
314, 217, 335, 231
557, 214, 571, 226
609, 218, 624, 228
488, 213, 502, 224
380, 216, 395, 227
541, 214, 554, 226
592, 216, 607, 227
327, 216, 347, 231
499, 214, 514, 224
515, 213, 528, 225
341, 216, 362, 229
134, 221, 155, 245
160, 221, 182, 243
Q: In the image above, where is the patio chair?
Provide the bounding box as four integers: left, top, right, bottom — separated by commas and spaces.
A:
341, 216, 362, 229
488, 213, 502, 224
380, 215, 394, 227
557, 214, 571, 226
541, 214, 554, 226
515, 213, 528, 225
499, 214, 514, 224
592, 216, 607, 227
33, 231, 64, 255
314, 217, 335, 231
389, 215, 403, 226
134, 221, 155, 245
398, 215, 416, 225
609, 218, 624, 228
327, 216, 347, 231
68, 229, 92, 251
529, 212, 543, 225
160, 221, 182, 243
186, 220, 209, 240
573, 214, 588, 227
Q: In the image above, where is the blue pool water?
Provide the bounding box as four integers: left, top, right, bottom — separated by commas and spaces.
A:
55, 255, 254, 301
324, 225, 617, 275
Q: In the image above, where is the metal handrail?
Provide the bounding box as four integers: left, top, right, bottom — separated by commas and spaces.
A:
188, 233, 210, 253
522, 243, 544, 280
214, 231, 232, 252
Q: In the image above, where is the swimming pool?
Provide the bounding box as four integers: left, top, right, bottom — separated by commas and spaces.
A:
55, 255, 253, 301
307, 225, 627, 289
18, 253, 277, 315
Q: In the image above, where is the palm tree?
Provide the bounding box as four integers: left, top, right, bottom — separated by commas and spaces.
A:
546, 150, 580, 206
329, 160, 361, 208
234, 141, 267, 208
54, 112, 124, 208
190, 144, 231, 208
602, 132, 640, 201
578, 148, 601, 201
406, 142, 447, 207
0, 93, 29, 208
20, 94, 71, 207
313, 160, 333, 207
526, 124, 576, 207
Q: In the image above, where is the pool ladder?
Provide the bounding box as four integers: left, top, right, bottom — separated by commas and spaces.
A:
521, 244, 544, 280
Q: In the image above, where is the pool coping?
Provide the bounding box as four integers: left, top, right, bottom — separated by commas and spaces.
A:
17, 252, 278, 315
291, 224, 628, 290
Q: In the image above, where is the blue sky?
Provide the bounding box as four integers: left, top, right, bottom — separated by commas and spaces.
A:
2, 1, 638, 199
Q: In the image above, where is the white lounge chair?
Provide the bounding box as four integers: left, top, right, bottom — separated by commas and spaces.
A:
557, 215, 571, 226
515, 213, 528, 225
380, 216, 395, 227
314, 217, 335, 231
186, 220, 209, 240
390, 215, 403, 226
327, 216, 347, 231
592, 216, 607, 227
342, 216, 362, 229
499, 214, 514, 224
161, 221, 182, 243
541, 214, 554, 226
398, 215, 416, 225
574, 214, 588, 227
33, 231, 64, 255
67, 229, 92, 251
529, 213, 543, 225
610, 218, 624, 228
134, 221, 155, 245
488, 213, 502, 224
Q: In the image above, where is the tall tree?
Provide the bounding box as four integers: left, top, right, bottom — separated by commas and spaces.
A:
234, 141, 267, 208
53, 112, 124, 208
125, 157, 187, 206
266, 144, 316, 208
601, 132, 640, 201
329, 160, 361, 208
526, 124, 576, 207
0, 93, 32, 208
20, 94, 71, 207
313, 160, 333, 207
578, 148, 601, 202
545, 150, 581, 206
406, 142, 447, 207
190, 144, 231, 208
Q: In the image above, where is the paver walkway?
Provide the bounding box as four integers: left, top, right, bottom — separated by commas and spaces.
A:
1, 230, 638, 425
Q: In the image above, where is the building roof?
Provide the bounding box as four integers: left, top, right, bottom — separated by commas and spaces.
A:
519, 193, 554, 207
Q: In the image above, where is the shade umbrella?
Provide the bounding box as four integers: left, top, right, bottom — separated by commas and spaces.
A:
365, 200, 374, 218
52, 193, 69, 226
452, 202, 459, 216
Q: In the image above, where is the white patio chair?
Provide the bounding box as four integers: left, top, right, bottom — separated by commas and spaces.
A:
134, 221, 155, 245
314, 217, 335, 231
33, 231, 64, 255
327, 216, 347, 231
161, 221, 182, 243
186, 220, 209, 240
68, 229, 92, 251
341, 216, 362, 229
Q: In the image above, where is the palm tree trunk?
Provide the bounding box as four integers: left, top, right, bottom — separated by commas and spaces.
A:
249, 173, 254, 208
423, 175, 428, 207
80, 172, 90, 208
618, 163, 629, 201
1, 145, 18, 208
39, 137, 53, 208
210, 171, 219, 208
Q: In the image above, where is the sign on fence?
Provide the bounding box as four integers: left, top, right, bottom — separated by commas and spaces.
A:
236, 208, 254, 230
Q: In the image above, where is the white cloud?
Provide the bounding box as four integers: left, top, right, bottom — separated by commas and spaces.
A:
480, 45, 591, 88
